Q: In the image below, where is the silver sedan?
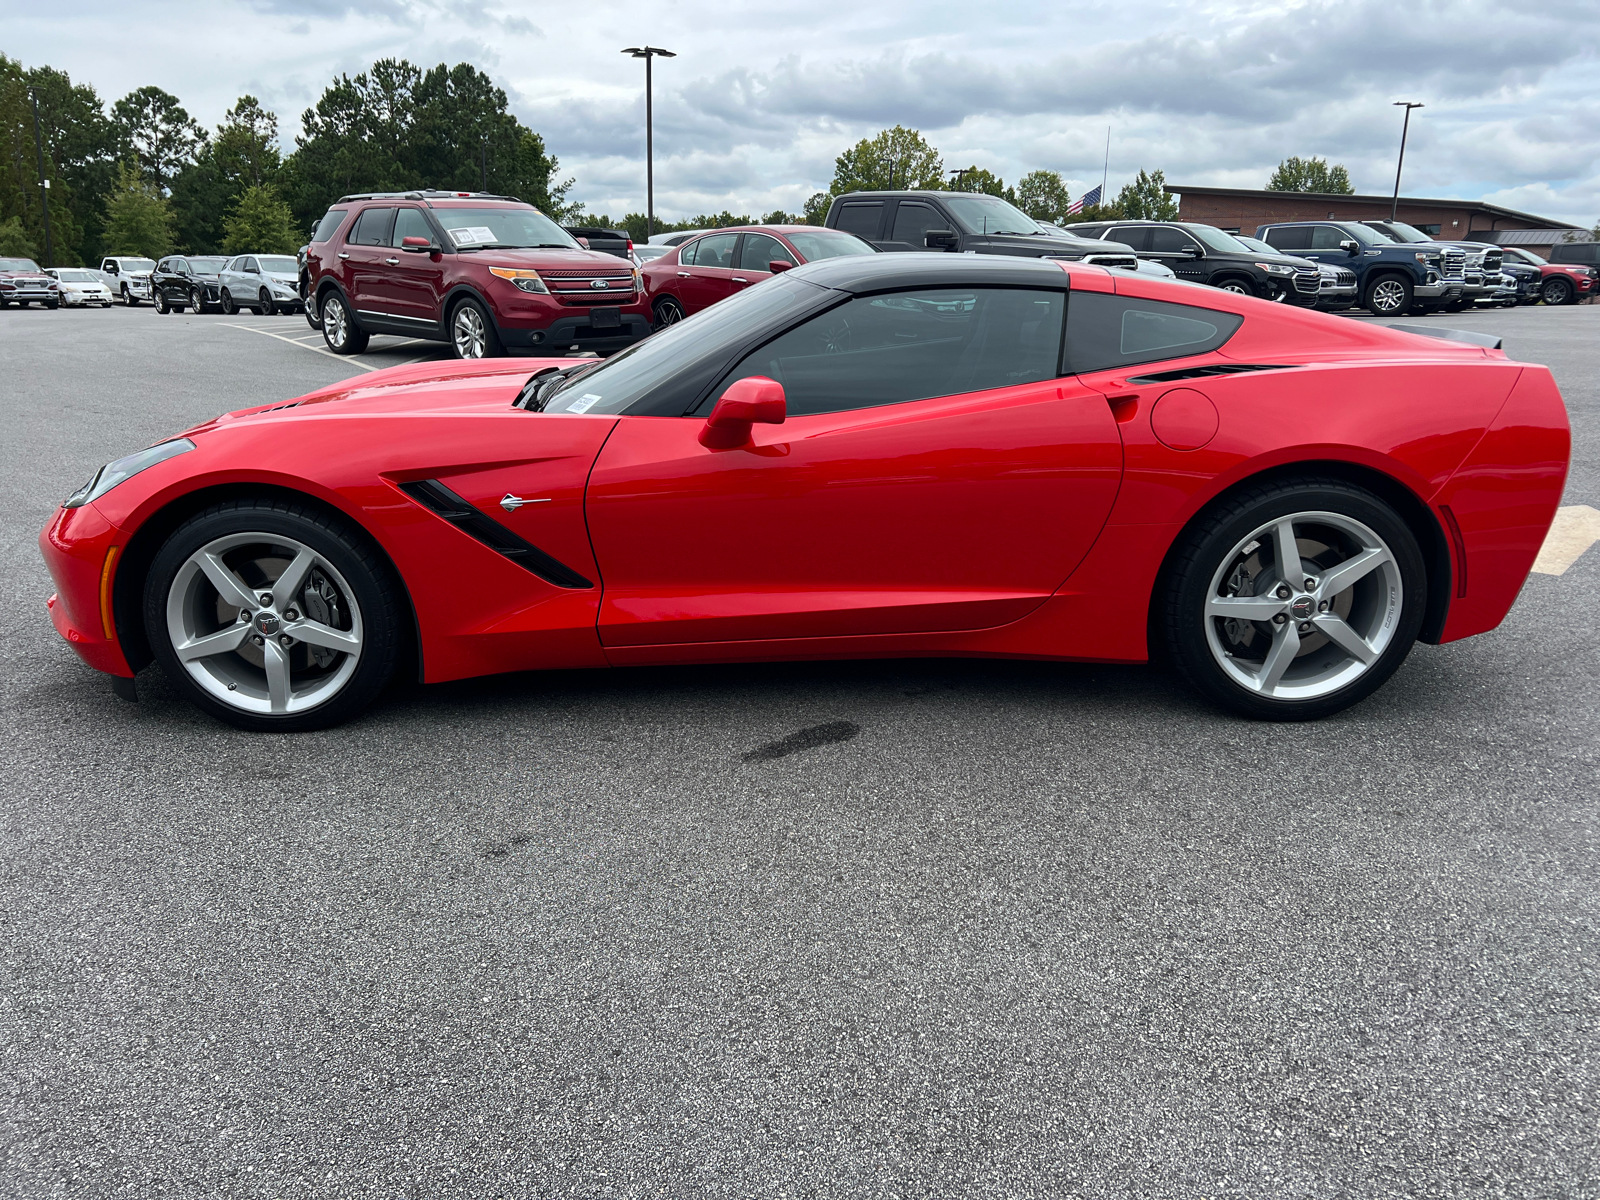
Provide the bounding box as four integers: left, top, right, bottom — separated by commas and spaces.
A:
217, 255, 304, 315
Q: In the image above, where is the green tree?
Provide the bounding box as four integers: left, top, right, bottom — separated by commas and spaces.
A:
802, 192, 832, 225
100, 160, 172, 257
1015, 170, 1072, 224
1115, 169, 1178, 220
1059, 201, 1125, 225
761, 209, 797, 225
949, 166, 1013, 200
0, 214, 37, 257
1265, 156, 1353, 194
214, 96, 282, 189
832, 125, 943, 194
112, 85, 206, 193
222, 184, 297, 253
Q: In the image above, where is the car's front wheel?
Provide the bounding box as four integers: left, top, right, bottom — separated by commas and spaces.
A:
1542, 276, 1574, 306
319, 292, 369, 355
1363, 274, 1413, 316
220, 289, 237, 315
450, 297, 502, 358
154, 290, 170, 314
258, 287, 277, 316
1217, 279, 1253, 296
1161, 478, 1425, 720
144, 500, 401, 732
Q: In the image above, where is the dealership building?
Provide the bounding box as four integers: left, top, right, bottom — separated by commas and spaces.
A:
1167, 185, 1589, 258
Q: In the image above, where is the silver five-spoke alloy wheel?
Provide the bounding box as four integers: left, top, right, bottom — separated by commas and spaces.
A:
165, 532, 364, 716
453, 303, 488, 357
1203, 510, 1402, 701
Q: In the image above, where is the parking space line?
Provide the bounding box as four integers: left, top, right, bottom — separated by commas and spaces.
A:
221, 322, 381, 371
1531, 505, 1600, 575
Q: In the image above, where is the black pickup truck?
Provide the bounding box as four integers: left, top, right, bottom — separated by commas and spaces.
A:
823, 190, 1139, 269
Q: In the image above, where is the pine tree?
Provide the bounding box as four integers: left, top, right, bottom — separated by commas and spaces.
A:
222, 184, 298, 254
100, 161, 173, 257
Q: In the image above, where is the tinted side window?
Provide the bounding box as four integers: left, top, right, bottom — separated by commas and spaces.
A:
313, 208, 349, 243
349, 207, 395, 246
392, 207, 433, 246
1148, 227, 1197, 254
1309, 226, 1350, 250
1110, 227, 1152, 252
1064, 294, 1243, 375
738, 233, 796, 271
891, 202, 944, 245
716, 288, 1065, 417
835, 202, 884, 239
1263, 226, 1311, 250
690, 233, 738, 268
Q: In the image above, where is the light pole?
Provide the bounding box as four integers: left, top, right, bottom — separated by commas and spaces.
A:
1391, 101, 1424, 220
29, 88, 54, 268
622, 46, 675, 238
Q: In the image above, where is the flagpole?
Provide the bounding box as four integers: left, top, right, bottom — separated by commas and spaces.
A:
1101, 126, 1110, 206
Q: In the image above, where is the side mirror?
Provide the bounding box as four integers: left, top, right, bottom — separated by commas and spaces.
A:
699, 376, 786, 449
1180, 245, 1202, 259
1340, 239, 1359, 254
769, 259, 794, 273
401, 236, 433, 253
924, 229, 959, 250
576, 236, 591, 249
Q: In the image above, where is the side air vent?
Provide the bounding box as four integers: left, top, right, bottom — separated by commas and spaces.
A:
399, 479, 593, 589
1126, 363, 1299, 384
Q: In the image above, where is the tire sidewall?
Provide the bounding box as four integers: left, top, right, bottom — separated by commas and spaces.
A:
1544, 278, 1572, 305
1164, 482, 1427, 720
1364, 275, 1412, 316
143, 502, 400, 732
449, 297, 502, 359
154, 290, 169, 314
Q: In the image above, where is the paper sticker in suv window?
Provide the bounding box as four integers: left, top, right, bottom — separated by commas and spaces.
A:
448, 226, 499, 246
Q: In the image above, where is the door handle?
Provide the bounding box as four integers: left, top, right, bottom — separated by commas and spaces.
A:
732, 277, 749, 284
677, 271, 691, 277
385, 257, 399, 265
338, 252, 350, 259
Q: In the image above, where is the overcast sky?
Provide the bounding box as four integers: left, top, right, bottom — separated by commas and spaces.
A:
9, 0, 1600, 223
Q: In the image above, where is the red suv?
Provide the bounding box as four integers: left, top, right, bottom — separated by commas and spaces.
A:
305, 191, 651, 358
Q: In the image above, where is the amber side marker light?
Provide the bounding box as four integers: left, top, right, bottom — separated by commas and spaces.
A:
99, 546, 120, 639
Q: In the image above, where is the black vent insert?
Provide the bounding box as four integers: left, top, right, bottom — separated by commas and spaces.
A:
1126, 363, 1299, 385
399, 479, 593, 589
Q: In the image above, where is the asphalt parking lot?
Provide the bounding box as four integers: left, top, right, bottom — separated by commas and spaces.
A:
2, 301, 1598, 1199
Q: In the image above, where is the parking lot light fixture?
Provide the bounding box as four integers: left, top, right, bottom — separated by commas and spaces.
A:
1391, 101, 1424, 220
622, 46, 676, 238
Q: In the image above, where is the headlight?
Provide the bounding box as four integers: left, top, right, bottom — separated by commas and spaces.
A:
1415, 252, 1440, 266
1256, 262, 1294, 276
488, 266, 549, 294
63, 439, 195, 509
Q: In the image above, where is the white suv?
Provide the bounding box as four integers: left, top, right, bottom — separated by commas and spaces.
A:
99, 256, 156, 306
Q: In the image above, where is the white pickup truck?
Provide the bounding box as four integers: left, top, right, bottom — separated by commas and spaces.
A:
98, 256, 156, 306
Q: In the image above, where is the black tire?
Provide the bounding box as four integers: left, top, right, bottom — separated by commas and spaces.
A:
448, 296, 503, 358
154, 290, 170, 314
0, 299, 9, 308
190, 287, 207, 313
1362, 274, 1413, 317
44, 300, 58, 309
653, 296, 685, 328
143, 499, 401, 732
258, 287, 277, 317
220, 289, 236, 315
1542, 276, 1574, 306
1216, 278, 1253, 296
304, 292, 322, 330
319, 292, 369, 355
1160, 477, 1426, 721
121, 285, 140, 307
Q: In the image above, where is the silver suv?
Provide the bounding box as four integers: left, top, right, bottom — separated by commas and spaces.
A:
99, 256, 155, 306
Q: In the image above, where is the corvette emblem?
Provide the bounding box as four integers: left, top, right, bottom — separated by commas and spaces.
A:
501, 494, 551, 512
1289, 596, 1315, 621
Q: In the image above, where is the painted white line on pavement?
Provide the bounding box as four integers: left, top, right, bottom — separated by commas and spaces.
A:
221, 322, 380, 371
1531, 505, 1600, 575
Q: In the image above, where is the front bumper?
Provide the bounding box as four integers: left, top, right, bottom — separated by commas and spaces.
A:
63, 290, 114, 306
1413, 279, 1464, 300
38, 503, 133, 678
1316, 284, 1358, 310
496, 310, 652, 353
121, 277, 152, 296
2, 286, 58, 303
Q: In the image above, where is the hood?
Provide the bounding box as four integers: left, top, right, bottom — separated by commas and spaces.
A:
980, 231, 1135, 256
460, 246, 632, 272
0, 267, 51, 281
1244, 249, 1317, 268
186, 357, 573, 437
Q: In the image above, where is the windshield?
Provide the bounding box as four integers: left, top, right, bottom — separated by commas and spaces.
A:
783, 230, 876, 260
431, 206, 579, 250
1370, 221, 1432, 243
1188, 225, 1253, 253
1235, 235, 1272, 253
56, 269, 98, 282
542, 275, 829, 416
1503, 246, 1547, 266
942, 194, 1043, 236
119, 258, 156, 271
258, 255, 298, 274
1335, 223, 1388, 247
0, 257, 41, 272
189, 257, 227, 275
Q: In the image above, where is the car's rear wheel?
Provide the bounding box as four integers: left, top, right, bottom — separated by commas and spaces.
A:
320, 292, 369, 354
1363, 274, 1413, 316
450, 297, 502, 358
304, 292, 321, 330
1542, 276, 1574, 306
1161, 478, 1425, 720
653, 296, 686, 328
220, 289, 237, 315
144, 500, 401, 732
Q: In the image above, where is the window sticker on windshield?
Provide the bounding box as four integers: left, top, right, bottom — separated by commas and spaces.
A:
448, 226, 498, 246
566, 393, 603, 414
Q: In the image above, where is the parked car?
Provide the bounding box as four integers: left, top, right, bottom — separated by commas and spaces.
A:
1494, 245, 1597, 306
1035, 223, 1173, 278
0, 257, 59, 308
46, 267, 114, 307
217, 254, 304, 315
1234, 235, 1357, 310
1255, 220, 1468, 316
151, 256, 228, 314
40, 254, 1570, 732
640, 225, 875, 326
305, 190, 650, 358
825, 191, 1140, 269
632, 243, 675, 264
564, 226, 632, 259
1070, 220, 1323, 306
98, 256, 155, 305
1547, 241, 1600, 269
646, 231, 699, 247
1359, 221, 1499, 311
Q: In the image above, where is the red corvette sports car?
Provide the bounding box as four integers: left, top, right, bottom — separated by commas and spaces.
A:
40, 255, 1568, 731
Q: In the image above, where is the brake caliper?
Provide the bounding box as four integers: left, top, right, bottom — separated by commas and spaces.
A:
301, 569, 344, 668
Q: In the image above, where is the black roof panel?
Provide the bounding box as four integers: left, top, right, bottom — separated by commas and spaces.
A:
785, 252, 1073, 295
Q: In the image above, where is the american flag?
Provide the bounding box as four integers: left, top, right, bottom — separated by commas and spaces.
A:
1067, 185, 1102, 215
